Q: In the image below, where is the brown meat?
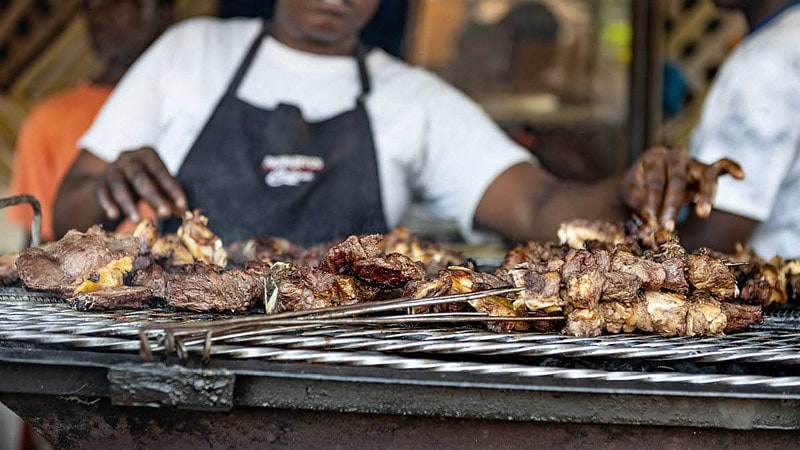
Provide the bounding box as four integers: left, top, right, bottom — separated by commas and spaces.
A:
69, 286, 153, 311
0, 253, 19, 286
686, 292, 727, 337
382, 227, 468, 274
404, 271, 467, 314
131, 264, 168, 299
602, 272, 640, 302
151, 235, 196, 267
610, 248, 666, 291
16, 226, 140, 295
561, 249, 598, 281
686, 254, 738, 299
177, 210, 227, 267
320, 234, 383, 273
640, 291, 688, 336
599, 301, 637, 333
721, 303, 764, 332
565, 270, 603, 309
351, 253, 425, 287
166, 264, 263, 312
653, 234, 689, 294
501, 241, 566, 270
557, 219, 625, 249
501, 269, 563, 312
563, 307, 604, 337
272, 266, 378, 312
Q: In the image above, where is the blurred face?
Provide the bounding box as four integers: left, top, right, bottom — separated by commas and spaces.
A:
84, 0, 174, 68
274, 0, 380, 46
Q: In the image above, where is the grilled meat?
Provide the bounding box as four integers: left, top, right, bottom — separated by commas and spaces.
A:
0, 253, 19, 286
320, 234, 383, 273
638, 291, 688, 336
602, 272, 640, 302
177, 210, 227, 268
382, 227, 468, 274
652, 232, 689, 294
686, 292, 727, 337
610, 247, 666, 291
69, 286, 153, 311
501, 241, 566, 271
564, 307, 604, 338
270, 265, 378, 312
500, 268, 563, 312
151, 235, 196, 267
351, 253, 425, 287
132, 263, 264, 312
599, 301, 637, 334
721, 302, 763, 332
686, 253, 738, 299
557, 219, 625, 249
16, 226, 140, 295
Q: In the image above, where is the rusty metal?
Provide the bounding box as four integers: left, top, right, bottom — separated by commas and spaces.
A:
0, 194, 41, 246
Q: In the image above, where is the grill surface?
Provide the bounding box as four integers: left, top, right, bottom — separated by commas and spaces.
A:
1, 287, 800, 392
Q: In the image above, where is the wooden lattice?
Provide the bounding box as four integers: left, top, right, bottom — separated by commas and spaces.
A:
661, 0, 746, 147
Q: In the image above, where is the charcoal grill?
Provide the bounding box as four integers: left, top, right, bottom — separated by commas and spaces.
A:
0, 287, 799, 447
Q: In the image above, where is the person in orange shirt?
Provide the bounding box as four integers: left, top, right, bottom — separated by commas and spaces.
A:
9, 0, 176, 243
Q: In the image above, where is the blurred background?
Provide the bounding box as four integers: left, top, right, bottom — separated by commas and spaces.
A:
0, 0, 746, 252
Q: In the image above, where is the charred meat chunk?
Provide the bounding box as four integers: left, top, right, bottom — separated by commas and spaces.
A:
610, 248, 666, 291
565, 270, 603, 309
69, 286, 153, 311
351, 253, 425, 287
382, 227, 468, 274
320, 234, 383, 273
639, 291, 688, 336
652, 233, 689, 294
602, 272, 641, 302
686, 254, 738, 299
686, 292, 727, 337
271, 266, 378, 312
563, 307, 604, 338
177, 210, 227, 268
500, 241, 566, 270
599, 301, 637, 334
500, 269, 563, 312
721, 302, 764, 332
16, 226, 140, 295
557, 219, 625, 249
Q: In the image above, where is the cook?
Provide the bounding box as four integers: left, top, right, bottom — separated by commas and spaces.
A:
54, 0, 740, 246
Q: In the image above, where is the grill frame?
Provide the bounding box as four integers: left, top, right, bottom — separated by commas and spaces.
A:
1, 287, 800, 430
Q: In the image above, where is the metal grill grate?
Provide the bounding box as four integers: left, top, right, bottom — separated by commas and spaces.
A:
1, 288, 800, 389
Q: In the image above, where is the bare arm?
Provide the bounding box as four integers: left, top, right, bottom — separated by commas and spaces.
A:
679, 210, 759, 253
475, 162, 624, 242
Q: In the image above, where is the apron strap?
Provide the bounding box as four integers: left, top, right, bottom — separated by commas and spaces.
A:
356, 44, 371, 102
225, 20, 271, 96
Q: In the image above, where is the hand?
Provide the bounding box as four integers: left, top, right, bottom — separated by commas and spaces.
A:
96, 147, 187, 222
622, 146, 744, 231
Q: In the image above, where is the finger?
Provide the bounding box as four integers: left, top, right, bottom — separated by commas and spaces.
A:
95, 180, 119, 220
106, 167, 141, 222
659, 149, 689, 231
642, 148, 667, 226
139, 148, 188, 211
695, 166, 721, 219
120, 161, 172, 218
711, 158, 745, 180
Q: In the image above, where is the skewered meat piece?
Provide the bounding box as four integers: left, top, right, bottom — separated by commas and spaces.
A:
133, 219, 158, 254
350, 253, 425, 287
557, 219, 625, 249
637, 291, 688, 336
686, 253, 738, 299
564, 307, 604, 337
132, 263, 264, 312
610, 247, 666, 291
151, 235, 196, 266
652, 231, 689, 294
686, 292, 727, 337
320, 234, 383, 273
69, 286, 153, 311
499, 268, 563, 312
226, 236, 322, 267
405, 267, 527, 332
599, 301, 637, 334
0, 253, 19, 286
16, 226, 140, 295
270, 265, 378, 312
500, 241, 566, 270
565, 270, 603, 309
602, 272, 641, 302
382, 227, 468, 274
721, 302, 763, 332
177, 210, 227, 268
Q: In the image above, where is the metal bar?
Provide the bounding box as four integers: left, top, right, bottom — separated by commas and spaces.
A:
0, 194, 41, 246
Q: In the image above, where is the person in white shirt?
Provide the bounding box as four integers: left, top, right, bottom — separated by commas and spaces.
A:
54, 0, 738, 245
680, 0, 800, 257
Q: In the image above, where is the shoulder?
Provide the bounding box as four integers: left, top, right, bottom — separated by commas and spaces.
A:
147, 17, 263, 60
368, 51, 470, 103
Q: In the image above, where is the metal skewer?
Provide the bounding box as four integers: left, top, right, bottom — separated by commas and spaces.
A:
0, 195, 41, 247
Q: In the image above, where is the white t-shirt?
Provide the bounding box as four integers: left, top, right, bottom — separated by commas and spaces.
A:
79, 17, 534, 241
689, 6, 800, 257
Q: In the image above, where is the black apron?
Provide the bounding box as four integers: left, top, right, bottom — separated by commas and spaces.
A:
175, 24, 388, 246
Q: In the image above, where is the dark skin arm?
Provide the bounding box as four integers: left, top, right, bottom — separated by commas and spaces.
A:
475, 147, 744, 243
679, 210, 759, 253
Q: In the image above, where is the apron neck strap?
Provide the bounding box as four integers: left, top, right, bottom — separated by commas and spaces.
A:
226, 20, 372, 101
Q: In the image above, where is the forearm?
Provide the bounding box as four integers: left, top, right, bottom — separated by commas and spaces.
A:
525, 176, 626, 241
